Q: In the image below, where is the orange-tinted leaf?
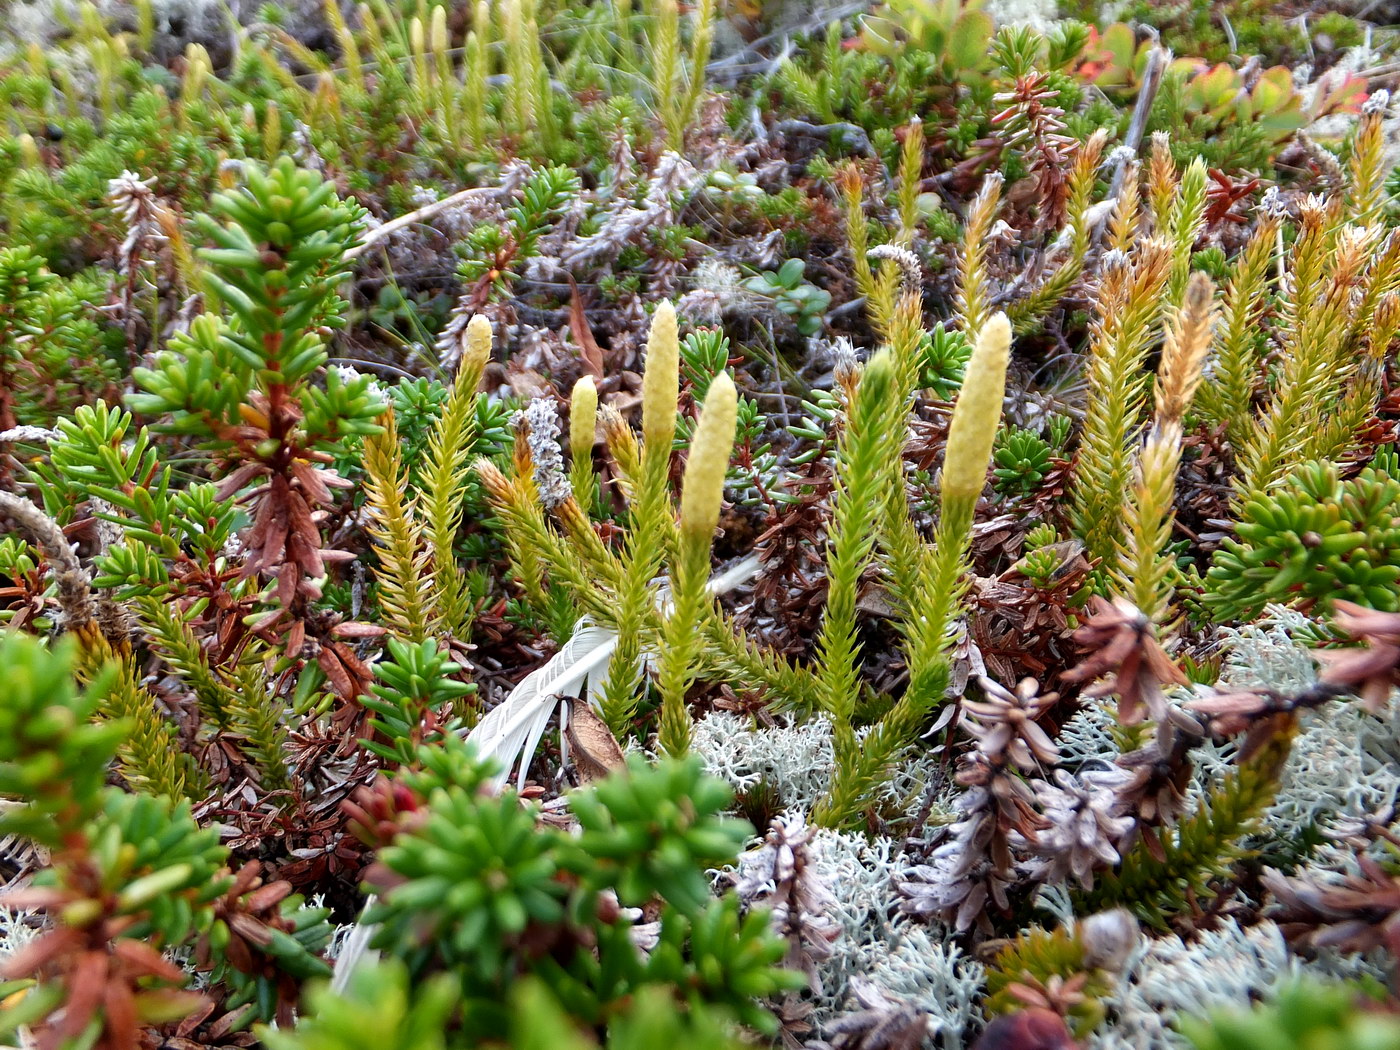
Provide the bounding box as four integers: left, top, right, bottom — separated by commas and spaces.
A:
290, 459, 334, 505
102, 978, 139, 1050
246, 880, 294, 913
111, 938, 187, 983
566, 276, 605, 380
332, 620, 388, 639
1251, 67, 1294, 112
318, 647, 355, 699
53, 951, 107, 1040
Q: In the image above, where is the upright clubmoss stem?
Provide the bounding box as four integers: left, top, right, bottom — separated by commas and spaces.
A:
658, 372, 738, 757
677, 372, 738, 549
641, 302, 679, 456
569, 375, 598, 513
941, 312, 1012, 526
460, 314, 493, 378
600, 303, 681, 734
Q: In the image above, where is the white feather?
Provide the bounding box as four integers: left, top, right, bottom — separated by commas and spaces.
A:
466, 622, 617, 789
329, 896, 380, 994
466, 553, 761, 788
331, 554, 764, 989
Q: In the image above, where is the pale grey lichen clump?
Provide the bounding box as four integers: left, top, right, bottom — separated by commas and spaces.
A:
693, 711, 949, 815
1274, 702, 1400, 840
982, 0, 1062, 31
1065, 606, 1397, 1050
1089, 919, 1385, 1050
697, 603, 1400, 1050
1049, 603, 1400, 1050
1054, 700, 1124, 767
721, 813, 985, 1048
697, 713, 980, 1047
858, 924, 987, 1048
801, 828, 986, 1048
0, 905, 41, 966
1061, 607, 1400, 853
1089, 920, 1303, 1050
1217, 606, 1400, 843
693, 712, 838, 812
1215, 605, 1324, 693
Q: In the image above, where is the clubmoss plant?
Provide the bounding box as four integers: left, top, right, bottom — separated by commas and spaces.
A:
363, 315, 493, 644
812, 350, 901, 740
1116, 271, 1216, 628
478, 301, 1015, 827
1347, 91, 1392, 228
1194, 209, 1280, 447
840, 163, 897, 337
1232, 198, 1400, 498
363, 408, 439, 642
595, 303, 683, 735
1068, 238, 1171, 570
656, 371, 739, 755
569, 374, 599, 514
815, 313, 1012, 829
955, 174, 1004, 336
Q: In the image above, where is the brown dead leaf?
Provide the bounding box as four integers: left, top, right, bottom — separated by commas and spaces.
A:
566, 698, 626, 782
567, 275, 606, 379
856, 581, 899, 619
